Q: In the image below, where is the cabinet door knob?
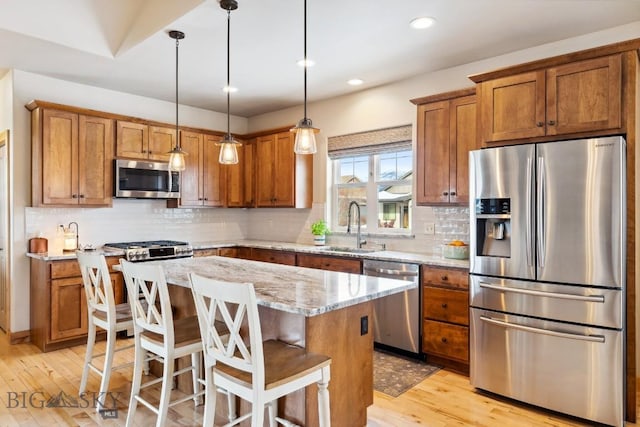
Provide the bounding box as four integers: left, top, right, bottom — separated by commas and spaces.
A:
536, 122, 544, 127
441, 275, 448, 281
442, 191, 449, 196
441, 303, 448, 308
548, 120, 556, 126
450, 191, 456, 196
79, 194, 85, 198
72, 194, 78, 198
441, 337, 448, 343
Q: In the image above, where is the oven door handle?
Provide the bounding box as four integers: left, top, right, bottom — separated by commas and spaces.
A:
479, 282, 605, 303
480, 316, 605, 343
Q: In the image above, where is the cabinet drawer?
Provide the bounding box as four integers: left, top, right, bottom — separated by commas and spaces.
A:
423, 320, 469, 362
218, 248, 238, 258
250, 248, 296, 266
51, 256, 122, 279
422, 266, 468, 289
424, 286, 469, 325
194, 249, 219, 257
296, 253, 362, 273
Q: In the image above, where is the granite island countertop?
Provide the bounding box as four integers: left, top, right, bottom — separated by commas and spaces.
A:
121, 255, 417, 317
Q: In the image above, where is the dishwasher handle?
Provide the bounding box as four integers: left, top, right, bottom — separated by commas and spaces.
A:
364, 267, 418, 277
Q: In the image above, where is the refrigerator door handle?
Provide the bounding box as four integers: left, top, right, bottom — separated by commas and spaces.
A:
525, 156, 534, 267
479, 282, 605, 303
480, 316, 605, 343
536, 156, 546, 269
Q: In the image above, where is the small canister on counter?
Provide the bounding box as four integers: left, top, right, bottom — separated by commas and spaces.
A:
29, 237, 48, 254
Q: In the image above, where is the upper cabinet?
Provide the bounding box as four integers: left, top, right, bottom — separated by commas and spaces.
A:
255, 130, 312, 208
28, 102, 114, 207
116, 120, 174, 161
226, 139, 255, 208
472, 53, 622, 145
168, 131, 226, 208
411, 88, 476, 205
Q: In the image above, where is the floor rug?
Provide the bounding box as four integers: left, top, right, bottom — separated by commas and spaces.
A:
373, 350, 441, 397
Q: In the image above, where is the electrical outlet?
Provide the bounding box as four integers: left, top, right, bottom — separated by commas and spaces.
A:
360, 315, 368, 335
424, 222, 435, 235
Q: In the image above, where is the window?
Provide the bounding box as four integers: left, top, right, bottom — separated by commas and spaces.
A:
332, 149, 413, 233
328, 125, 413, 234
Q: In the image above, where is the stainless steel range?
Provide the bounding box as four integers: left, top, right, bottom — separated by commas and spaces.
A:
103, 240, 193, 262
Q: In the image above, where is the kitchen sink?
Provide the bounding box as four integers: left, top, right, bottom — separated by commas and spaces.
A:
320, 246, 378, 254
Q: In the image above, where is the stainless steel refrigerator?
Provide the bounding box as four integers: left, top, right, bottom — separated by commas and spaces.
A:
469, 136, 626, 427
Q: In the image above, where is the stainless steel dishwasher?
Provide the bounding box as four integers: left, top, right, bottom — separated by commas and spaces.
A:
363, 259, 420, 357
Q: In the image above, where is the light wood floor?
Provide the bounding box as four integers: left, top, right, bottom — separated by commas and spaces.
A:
0, 331, 635, 426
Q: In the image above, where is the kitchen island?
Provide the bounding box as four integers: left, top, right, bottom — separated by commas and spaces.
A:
133, 255, 416, 427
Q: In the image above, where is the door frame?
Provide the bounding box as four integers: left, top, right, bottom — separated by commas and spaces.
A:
0, 130, 9, 333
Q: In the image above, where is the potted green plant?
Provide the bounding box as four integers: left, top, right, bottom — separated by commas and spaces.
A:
310, 219, 330, 246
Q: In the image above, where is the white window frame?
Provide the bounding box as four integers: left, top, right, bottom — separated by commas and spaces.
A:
331, 150, 412, 235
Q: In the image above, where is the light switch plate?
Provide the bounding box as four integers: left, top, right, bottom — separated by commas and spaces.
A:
424, 222, 435, 234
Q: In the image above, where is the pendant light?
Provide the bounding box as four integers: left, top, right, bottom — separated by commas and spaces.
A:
217, 0, 241, 165
291, 0, 319, 155
168, 30, 187, 171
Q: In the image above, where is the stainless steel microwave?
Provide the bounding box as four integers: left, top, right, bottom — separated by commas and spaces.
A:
114, 159, 180, 199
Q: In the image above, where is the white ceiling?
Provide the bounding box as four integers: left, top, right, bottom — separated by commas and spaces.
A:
1, 0, 640, 117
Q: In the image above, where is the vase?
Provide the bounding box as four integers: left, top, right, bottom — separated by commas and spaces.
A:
313, 235, 326, 246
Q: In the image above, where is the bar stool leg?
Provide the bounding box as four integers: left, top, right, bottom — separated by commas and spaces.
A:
317, 366, 331, 427
125, 337, 145, 427
191, 352, 201, 405
97, 325, 117, 411
155, 354, 176, 427
79, 321, 97, 395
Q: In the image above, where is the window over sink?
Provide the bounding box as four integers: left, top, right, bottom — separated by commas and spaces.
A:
328, 125, 413, 234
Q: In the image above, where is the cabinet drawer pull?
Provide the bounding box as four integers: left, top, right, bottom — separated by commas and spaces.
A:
441, 337, 448, 343
450, 191, 456, 196
441, 275, 448, 281
441, 303, 448, 308
548, 120, 556, 126
536, 122, 544, 127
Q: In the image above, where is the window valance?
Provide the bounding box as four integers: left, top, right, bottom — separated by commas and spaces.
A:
327, 125, 412, 159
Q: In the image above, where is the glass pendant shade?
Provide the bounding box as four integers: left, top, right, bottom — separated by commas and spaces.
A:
218, 134, 240, 164
168, 145, 187, 171
292, 118, 319, 154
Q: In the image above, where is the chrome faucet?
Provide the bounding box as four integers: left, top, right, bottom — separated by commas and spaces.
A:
347, 201, 366, 248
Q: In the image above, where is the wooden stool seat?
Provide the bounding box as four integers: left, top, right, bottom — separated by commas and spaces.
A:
216, 339, 331, 390
93, 303, 133, 323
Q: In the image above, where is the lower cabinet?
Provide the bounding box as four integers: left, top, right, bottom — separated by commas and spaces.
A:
30, 256, 124, 352
248, 248, 297, 266
193, 248, 219, 257
296, 253, 362, 273
421, 265, 469, 374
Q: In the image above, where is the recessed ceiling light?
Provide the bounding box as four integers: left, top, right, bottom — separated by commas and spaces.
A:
223, 85, 237, 93
348, 78, 364, 86
297, 58, 315, 67
410, 16, 436, 29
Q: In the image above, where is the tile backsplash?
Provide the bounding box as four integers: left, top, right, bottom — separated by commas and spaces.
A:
25, 200, 469, 256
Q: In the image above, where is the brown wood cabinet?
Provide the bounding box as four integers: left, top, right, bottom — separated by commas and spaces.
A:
255, 131, 312, 208
30, 256, 124, 352
248, 248, 297, 266
411, 89, 476, 205
29, 104, 114, 207
193, 248, 219, 257
226, 139, 255, 207
296, 253, 362, 274
421, 265, 469, 374
475, 54, 622, 145
116, 120, 174, 161
169, 131, 226, 208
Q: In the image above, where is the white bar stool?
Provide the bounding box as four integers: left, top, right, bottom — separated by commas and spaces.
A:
77, 251, 136, 412
120, 259, 204, 427
189, 272, 332, 427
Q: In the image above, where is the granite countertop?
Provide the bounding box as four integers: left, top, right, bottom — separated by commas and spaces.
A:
192, 239, 470, 269
118, 255, 417, 317
26, 239, 470, 269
